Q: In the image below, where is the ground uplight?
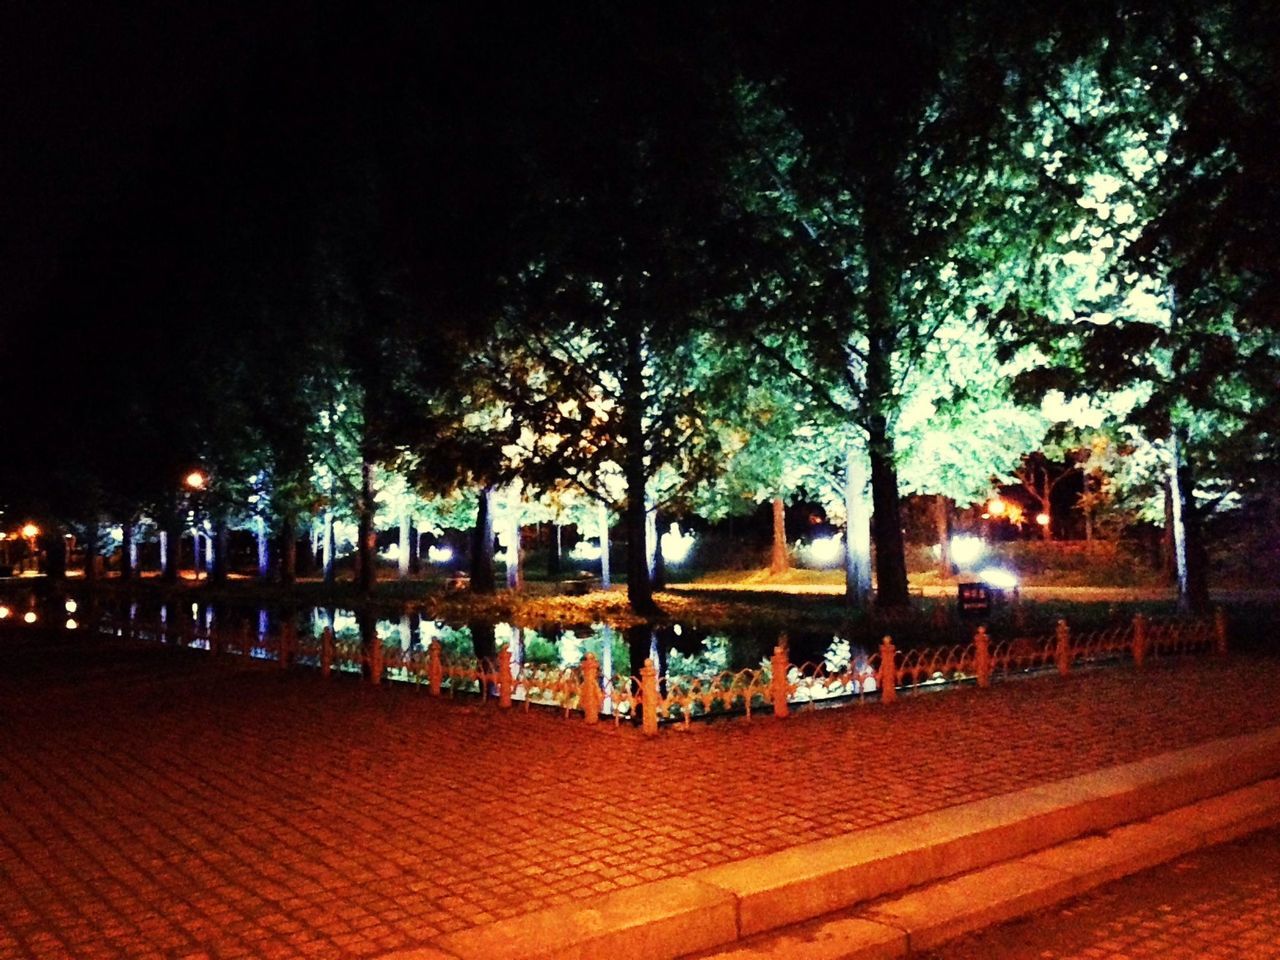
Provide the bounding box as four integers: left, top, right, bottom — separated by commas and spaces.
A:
950, 535, 985, 567
978, 567, 1019, 589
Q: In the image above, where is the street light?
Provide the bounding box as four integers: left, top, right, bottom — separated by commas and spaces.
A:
20, 523, 39, 574
185, 470, 207, 491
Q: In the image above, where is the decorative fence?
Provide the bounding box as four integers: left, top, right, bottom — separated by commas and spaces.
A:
95, 610, 1228, 735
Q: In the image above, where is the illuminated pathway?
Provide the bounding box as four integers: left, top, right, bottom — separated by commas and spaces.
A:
1, 626, 1278, 959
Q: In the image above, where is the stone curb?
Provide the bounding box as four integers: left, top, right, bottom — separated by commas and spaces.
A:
698, 775, 1280, 959
377, 725, 1280, 960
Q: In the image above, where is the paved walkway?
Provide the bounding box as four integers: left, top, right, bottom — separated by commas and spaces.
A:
1, 627, 1278, 959
925, 824, 1280, 959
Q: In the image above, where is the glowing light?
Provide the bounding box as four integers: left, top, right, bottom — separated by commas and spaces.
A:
21, 523, 39, 539
978, 567, 1019, 590
660, 524, 695, 565
65, 599, 78, 613
427, 545, 454, 564
987, 497, 1007, 517
570, 540, 602, 562
1036, 513, 1051, 527
185, 470, 206, 490
0, 606, 10, 619
23, 612, 37, 624
951, 535, 985, 567
808, 536, 843, 566
65, 618, 78, 630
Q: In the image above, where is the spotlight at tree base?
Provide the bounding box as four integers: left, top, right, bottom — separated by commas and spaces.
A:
1036, 512, 1051, 527
660, 523, 695, 564
21, 523, 39, 540
23, 612, 36, 624
185, 470, 207, 490
950, 535, 985, 567
806, 535, 843, 566
987, 497, 1007, 517
427, 545, 453, 564
978, 567, 1019, 590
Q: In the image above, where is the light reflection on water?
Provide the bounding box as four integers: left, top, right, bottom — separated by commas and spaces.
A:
1, 589, 875, 686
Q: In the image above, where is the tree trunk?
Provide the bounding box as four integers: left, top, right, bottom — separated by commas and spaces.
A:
280, 511, 297, 585
598, 501, 611, 589
651, 508, 666, 591
547, 522, 562, 578
1161, 484, 1176, 581
84, 514, 99, 584
935, 494, 952, 578
357, 458, 377, 596
408, 520, 421, 574
1169, 429, 1210, 613
256, 516, 270, 579
622, 329, 658, 615
44, 529, 67, 580
398, 512, 411, 580
470, 485, 496, 593
323, 504, 335, 585
863, 191, 911, 609
163, 509, 182, 584
868, 418, 910, 608
121, 517, 136, 581
212, 518, 229, 583
769, 495, 789, 575
844, 444, 872, 609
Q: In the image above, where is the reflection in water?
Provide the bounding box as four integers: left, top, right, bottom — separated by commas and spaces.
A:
5, 589, 878, 705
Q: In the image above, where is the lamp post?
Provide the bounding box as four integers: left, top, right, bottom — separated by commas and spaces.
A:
184, 470, 209, 580
21, 523, 39, 574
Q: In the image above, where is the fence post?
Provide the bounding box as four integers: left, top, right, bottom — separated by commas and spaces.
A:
498, 647, 513, 708
878, 636, 898, 704
1055, 619, 1071, 676
1132, 613, 1148, 669
428, 640, 443, 696
771, 642, 791, 719
369, 633, 383, 685
580, 653, 601, 724
641, 658, 660, 736
974, 626, 991, 689
1214, 608, 1229, 656
321, 627, 333, 679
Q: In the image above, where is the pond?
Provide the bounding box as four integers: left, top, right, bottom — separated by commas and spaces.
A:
0, 584, 887, 690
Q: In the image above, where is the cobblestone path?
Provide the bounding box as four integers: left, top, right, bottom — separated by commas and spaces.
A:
926, 825, 1280, 959
1, 628, 1278, 959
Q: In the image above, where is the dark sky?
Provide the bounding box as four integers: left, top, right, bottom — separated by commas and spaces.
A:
0, 4, 306, 326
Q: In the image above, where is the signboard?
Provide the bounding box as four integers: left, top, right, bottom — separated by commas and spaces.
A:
957, 581, 992, 618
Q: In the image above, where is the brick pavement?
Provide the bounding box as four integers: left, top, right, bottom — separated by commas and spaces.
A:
1, 628, 1279, 959
924, 825, 1280, 959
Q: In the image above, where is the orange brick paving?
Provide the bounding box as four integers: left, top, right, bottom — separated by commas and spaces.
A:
925, 825, 1280, 959
1, 629, 1278, 959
